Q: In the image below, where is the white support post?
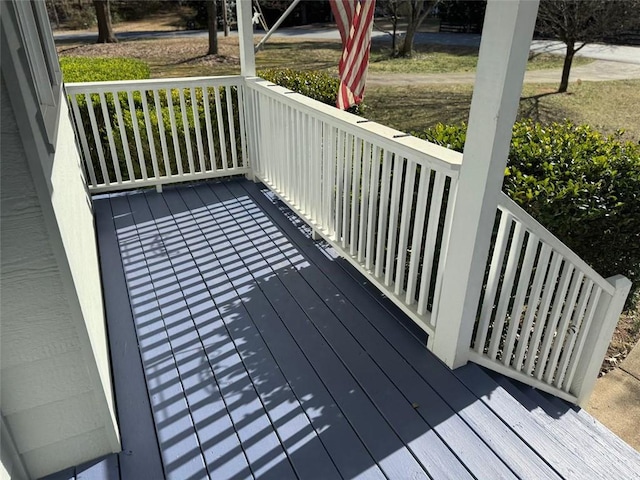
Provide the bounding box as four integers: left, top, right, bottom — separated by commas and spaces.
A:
430, 0, 540, 369
236, 0, 256, 77
574, 275, 632, 405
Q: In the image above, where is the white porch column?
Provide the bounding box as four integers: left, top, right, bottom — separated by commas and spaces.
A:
236, 0, 256, 76
431, 0, 540, 369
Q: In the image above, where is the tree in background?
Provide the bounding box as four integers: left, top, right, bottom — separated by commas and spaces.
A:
94, 0, 117, 43
376, 0, 439, 57
207, 0, 218, 54
536, 0, 640, 93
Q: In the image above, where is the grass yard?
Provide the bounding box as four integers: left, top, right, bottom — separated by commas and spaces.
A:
365, 80, 640, 142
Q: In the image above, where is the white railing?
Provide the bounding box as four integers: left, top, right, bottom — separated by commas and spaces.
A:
65, 74, 630, 405
65, 76, 249, 192
470, 193, 631, 403
244, 78, 462, 336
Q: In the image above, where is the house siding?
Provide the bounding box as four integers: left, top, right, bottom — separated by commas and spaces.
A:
0, 56, 119, 479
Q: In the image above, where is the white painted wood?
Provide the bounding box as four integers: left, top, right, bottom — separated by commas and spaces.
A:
431, 0, 540, 369
384, 156, 404, 287
166, 89, 184, 176
394, 160, 417, 296
543, 271, 584, 384
357, 142, 372, 262
574, 276, 631, 405
246, 80, 462, 174
555, 279, 594, 388
405, 167, 430, 305
474, 212, 512, 353
534, 263, 575, 380
127, 90, 147, 181
513, 243, 552, 371
179, 88, 195, 174
236, 0, 256, 76
365, 146, 381, 270
468, 352, 578, 404
65, 75, 244, 94
487, 222, 525, 360
429, 176, 457, 328
226, 86, 239, 169
342, 133, 353, 249
112, 90, 135, 180
141, 89, 160, 179
334, 130, 345, 242
563, 286, 602, 391
499, 195, 614, 296
68, 94, 97, 187
152, 90, 171, 177
0, 55, 119, 477
350, 138, 362, 255
236, 85, 248, 169
213, 87, 228, 171
85, 94, 111, 186
375, 151, 392, 279
98, 92, 122, 184
523, 252, 562, 376
191, 86, 206, 173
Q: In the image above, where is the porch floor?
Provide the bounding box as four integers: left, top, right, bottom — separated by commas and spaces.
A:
48, 179, 640, 480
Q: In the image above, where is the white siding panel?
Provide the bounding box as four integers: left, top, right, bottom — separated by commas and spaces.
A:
1, 351, 92, 415
0, 72, 119, 478
7, 392, 104, 454
21, 428, 113, 480
50, 98, 118, 433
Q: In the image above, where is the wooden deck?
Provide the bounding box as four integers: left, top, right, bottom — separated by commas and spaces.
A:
46, 179, 640, 480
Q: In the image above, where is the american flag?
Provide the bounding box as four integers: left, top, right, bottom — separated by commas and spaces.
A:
330, 0, 376, 110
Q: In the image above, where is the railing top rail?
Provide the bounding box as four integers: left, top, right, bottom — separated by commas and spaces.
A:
246, 78, 463, 175
65, 75, 245, 94
498, 192, 615, 296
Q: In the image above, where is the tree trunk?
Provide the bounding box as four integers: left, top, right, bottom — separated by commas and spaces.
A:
222, 0, 229, 37
94, 0, 117, 43
398, 20, 418, 57
559, 42, 575, 93
207, 0, 218, 55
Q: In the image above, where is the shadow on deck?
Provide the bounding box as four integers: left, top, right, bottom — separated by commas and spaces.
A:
45, 179, 640, 480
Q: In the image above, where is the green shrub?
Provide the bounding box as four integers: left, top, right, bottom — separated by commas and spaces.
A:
258, 68, 365, 116
60, 57, 150, 83
417, 120, 640, 305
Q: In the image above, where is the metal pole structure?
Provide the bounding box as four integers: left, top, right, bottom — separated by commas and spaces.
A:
254, 0, 303, 53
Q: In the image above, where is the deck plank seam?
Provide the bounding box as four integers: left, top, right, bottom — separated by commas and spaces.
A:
104, 196, 167, 480
222, 182, 486, 479
237, 180, 564, 479
152, 188, 318, 480
117, 194, 211, 477
140, 191, 269, 479
187, 183, 372, 480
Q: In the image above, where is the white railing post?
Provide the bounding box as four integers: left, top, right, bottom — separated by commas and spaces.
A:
236, 0, 256, 77
574, 275, 632, 405
430, 0, 540, 369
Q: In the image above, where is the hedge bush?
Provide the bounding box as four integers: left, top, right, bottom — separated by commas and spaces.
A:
258, 68, 365, 116
61, 57, 240, 184
417, 120, 640, 304
60, 57, 150, 83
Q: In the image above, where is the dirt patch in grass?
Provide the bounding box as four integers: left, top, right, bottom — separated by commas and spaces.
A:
58, 37, 242, 77
604, 299, 640, 375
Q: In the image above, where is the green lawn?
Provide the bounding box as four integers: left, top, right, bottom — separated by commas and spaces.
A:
364, 80, 640, 142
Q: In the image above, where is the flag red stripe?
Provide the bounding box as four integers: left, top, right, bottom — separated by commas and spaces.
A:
330, 0, 376, 110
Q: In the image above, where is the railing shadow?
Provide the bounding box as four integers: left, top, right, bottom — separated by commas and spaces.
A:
88, 179, 616, 480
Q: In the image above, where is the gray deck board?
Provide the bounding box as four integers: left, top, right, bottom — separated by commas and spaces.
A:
76, 178, 640, 480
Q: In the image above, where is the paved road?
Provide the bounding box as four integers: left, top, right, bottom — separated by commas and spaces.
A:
367, 59, 640, 86
54, 26, 640, 65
